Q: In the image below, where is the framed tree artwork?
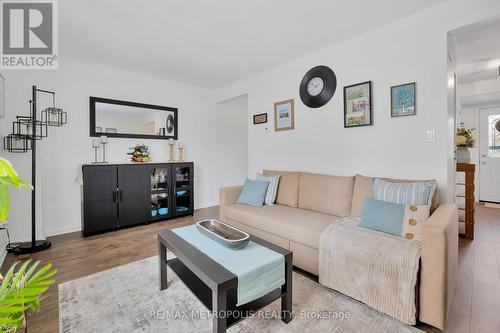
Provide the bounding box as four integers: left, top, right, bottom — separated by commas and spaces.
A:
391, 82, 416, 117
343, 81, 372, 128
274, 99, 295, 131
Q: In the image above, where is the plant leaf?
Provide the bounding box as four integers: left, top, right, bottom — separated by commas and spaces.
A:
0, 259, 56, 332
0, 183, 9, 223
0, 158, 32, 189
0, 158, 32, 223
0, 306, 26, 313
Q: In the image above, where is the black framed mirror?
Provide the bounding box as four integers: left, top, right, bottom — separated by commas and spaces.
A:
89, 97, 178, 140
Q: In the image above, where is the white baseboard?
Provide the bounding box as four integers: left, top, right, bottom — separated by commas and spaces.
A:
0, 248, 6, 267
44, 225, 82, 237
42, 205, 216, 238
0, 230, 8, 267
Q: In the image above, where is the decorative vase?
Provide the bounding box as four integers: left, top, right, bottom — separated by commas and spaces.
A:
168, 139, 175, 162
456, 146, 470, 163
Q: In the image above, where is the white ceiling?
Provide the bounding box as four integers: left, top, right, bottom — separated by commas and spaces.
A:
60, 0, 446, 89
455, 19, 500, 84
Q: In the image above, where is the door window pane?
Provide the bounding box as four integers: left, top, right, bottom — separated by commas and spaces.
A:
488, 115, 500, 158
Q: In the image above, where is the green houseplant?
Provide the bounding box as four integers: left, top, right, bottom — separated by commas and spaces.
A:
0, 157, 56, 333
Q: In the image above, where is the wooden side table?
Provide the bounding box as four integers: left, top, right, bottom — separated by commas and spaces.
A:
456, 163, 475, 240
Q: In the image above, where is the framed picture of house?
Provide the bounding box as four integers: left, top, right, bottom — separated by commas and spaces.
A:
343, 81, 372, 128
274, 99, 295, 131
253, 113, 268, 124
391, 82, 416, 117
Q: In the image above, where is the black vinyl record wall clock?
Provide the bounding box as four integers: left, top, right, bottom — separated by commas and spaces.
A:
166, 114, 175, 134
299, 65, 337, 108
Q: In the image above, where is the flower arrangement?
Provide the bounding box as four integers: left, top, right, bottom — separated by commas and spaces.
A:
127, 144, 150, 163
456, 123, 475, 148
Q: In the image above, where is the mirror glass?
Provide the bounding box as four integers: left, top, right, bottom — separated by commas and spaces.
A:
90, 97, 177, 139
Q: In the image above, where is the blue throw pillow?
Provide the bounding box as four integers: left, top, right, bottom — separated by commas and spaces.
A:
359, 197, 406, 236
236, 179, 270, 207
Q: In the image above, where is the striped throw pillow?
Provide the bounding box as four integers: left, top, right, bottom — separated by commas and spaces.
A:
257, 174, 280, 205
372, 178, 437, 206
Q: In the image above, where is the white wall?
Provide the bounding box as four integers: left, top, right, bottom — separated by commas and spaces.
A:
214, 0, 500, 203
0, 57, 248, 243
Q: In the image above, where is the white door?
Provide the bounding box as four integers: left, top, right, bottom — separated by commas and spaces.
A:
479, 107, 500, 203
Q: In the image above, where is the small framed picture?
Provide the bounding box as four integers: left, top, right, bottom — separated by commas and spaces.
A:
344, 81, 372, 128
274, 99, 295, 131
159, 127, 166, 136
391, 82, 416, 117
253, 113, 268, 125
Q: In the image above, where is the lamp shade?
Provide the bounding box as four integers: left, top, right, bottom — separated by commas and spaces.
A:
3, 134, 32, 152
41, 107, 67, 126
13, 116, 47, 140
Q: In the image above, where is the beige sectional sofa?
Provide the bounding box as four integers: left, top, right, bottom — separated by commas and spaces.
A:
219, 170, 458, 329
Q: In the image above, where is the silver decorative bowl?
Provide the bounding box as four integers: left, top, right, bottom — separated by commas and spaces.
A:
196, 219, 250, 249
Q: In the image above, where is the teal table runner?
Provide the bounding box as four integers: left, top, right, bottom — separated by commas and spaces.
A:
173, 225, 285, 306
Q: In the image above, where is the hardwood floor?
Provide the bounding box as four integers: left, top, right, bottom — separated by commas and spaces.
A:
2, 206, 219, 333
3, 204, 500, 333
441, 204, 500, 333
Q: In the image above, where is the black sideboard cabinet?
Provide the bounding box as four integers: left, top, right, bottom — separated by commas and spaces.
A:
82, 162, 194, 236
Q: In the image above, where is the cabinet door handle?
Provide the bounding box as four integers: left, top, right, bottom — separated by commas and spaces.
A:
118, 190, 123, 202
112, 191, 117, 202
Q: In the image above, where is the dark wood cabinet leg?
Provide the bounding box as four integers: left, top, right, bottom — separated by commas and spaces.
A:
159, 240, 168, 290
212, 287, 227, 333
281, 255, 293, 323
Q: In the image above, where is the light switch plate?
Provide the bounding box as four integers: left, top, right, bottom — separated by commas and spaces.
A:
426, 130, 436, 143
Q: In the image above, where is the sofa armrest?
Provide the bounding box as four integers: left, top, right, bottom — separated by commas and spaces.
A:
419, 203, 458, 330
219, 185, 243, 206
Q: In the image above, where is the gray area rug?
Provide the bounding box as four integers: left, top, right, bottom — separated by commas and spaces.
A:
59, 256, 423, 333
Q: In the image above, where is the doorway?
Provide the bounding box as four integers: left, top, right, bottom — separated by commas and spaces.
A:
451, 17, 500, 205
479, 107, 500, 203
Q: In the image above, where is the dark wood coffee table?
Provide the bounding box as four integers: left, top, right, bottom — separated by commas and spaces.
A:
158, 228, 293, 333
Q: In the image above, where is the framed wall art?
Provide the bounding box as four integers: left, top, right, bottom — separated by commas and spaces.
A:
274, 99, 295, 131
391, 82, 416, 117
344, 81, 372, 128
253, 113, 268, 124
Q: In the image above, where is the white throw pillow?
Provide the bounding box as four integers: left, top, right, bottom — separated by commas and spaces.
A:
256, 174, 280, 205
400, 204, 430, 242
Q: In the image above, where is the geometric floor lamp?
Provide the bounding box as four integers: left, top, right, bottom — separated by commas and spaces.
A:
3, 85, 67, 254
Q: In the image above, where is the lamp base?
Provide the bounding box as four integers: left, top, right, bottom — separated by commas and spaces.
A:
11, 240, 52, 254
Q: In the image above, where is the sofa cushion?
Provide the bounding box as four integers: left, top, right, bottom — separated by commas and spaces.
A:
221, 203, 339, 249
360, 198, 406, 236
263, 170, 300, 208
351, 174, 375, 217
351, 174, 440, 217
256, 173, 280, 205
236, 179, 269, 207
384, 177, 439, 212
298, 172, 354, 217
373, 178, 437, 206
